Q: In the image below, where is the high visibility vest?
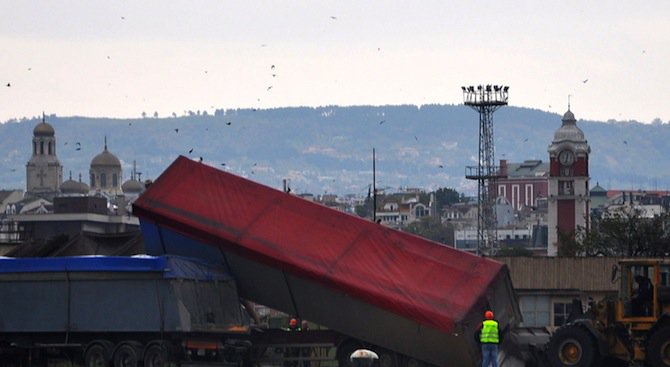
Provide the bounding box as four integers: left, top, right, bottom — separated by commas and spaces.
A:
480, 320, 499, 344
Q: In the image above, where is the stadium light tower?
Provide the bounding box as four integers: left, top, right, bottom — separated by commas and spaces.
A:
462, 84, 509, 255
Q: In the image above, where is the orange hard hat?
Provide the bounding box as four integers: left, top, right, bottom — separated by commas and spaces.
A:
289, 318, 298, 327
485, 311, 494, 319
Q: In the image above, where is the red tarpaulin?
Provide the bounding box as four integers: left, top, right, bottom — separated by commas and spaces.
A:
133, 156, 507, 334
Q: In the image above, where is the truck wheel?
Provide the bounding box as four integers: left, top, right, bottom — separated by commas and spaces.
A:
113, 343, 140, 367
143, 344, 170, 367
85, 343, 111, 367
377, 349, 399, 367
546, 326, 597, 367
646, 327, 670, 367
405, 357, 425, 367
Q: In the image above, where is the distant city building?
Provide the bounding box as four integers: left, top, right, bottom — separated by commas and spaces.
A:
547, 109, 591, 256
375, 193, 431, 228
1, 119, 144, 245
494, 159, 549, 211
25, 115, 63, 200
89, 137, 123, 195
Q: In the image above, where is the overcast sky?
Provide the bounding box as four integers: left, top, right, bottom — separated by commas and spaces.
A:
1, 1, 668, 123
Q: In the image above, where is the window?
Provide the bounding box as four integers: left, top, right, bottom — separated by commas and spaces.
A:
112, 174, 118, 187
101, 173, 107, 188
519, 296, 549, 327
48, 142, 52, 155
498, 185, 506, 199
553, 302, 573, 327
525, 184, 533, 207
559, 181, 573, 195
40, 141, 44, 154
90, 174, 96, 188
512, 185, 520, 209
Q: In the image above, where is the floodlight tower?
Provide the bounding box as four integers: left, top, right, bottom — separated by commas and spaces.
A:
461, 85, 509, 255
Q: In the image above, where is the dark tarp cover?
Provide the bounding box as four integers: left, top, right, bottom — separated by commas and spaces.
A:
0, 255, 232, 281
133, 156, 506, 334
4, 231, 145, 257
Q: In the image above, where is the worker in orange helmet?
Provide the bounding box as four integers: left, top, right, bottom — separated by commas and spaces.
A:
289, 318, 299, 331
286, 318, 301, 367
477, 310, 500, 367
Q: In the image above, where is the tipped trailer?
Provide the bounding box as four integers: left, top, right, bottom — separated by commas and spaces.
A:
0, 255, 251, 367
133, 156, 529, 367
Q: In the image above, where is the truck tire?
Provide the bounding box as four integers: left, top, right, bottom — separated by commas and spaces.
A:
646, 326, 670, 367
546, 326, 598, 367
113, 342, 141, 367
143, 343, 170, 367
84, 342, 112, 367
405, 357, 425, 367
377, 349, 399, 367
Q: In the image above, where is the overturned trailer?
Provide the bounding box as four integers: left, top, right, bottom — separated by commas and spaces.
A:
133, 156, 524, 367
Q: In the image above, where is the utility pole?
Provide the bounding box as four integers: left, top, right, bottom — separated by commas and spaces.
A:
372, 148, 377, 223
461, 85, 509, 255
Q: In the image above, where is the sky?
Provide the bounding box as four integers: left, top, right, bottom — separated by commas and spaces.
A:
1, 1, 669, 124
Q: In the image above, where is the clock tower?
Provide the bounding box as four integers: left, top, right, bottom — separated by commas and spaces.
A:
547, 109, 590, 256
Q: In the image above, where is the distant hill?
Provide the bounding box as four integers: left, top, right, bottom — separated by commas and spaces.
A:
1, 105, 669, 196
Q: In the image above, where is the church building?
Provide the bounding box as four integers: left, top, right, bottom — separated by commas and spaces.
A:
25, 115, 63, 200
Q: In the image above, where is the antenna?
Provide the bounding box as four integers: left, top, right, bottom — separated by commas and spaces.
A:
568, 94, 572, 110
461, 84, 509, 255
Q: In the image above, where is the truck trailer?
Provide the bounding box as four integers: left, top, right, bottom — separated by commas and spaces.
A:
132, 156, 528, 367
0, 255, 251, 367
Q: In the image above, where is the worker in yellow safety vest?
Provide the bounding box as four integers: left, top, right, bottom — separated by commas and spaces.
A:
478, 310, 500, 367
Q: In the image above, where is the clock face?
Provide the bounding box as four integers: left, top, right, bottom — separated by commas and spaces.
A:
558, 150, 574, 166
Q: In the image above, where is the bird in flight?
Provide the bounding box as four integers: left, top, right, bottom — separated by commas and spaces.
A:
379, 120, 385, 125
199, 157, 203, 163
582, 79, 588, 83
174, 128, 179, 133
438, 165, 444, 168
188, 148, 193, 154
330, 16, 337, 20
271, 65, 275, 70
5, 83, 10, 87
221, 163, 226, 166
267, 86, 273, 91
226, 121, 232, 125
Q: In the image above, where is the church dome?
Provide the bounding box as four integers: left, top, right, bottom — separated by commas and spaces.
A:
122, 179, 145, 193
33, 121, 55, 137
60, 173, 90, 194
61, 179, 90, 195
91, 147, 121, 168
